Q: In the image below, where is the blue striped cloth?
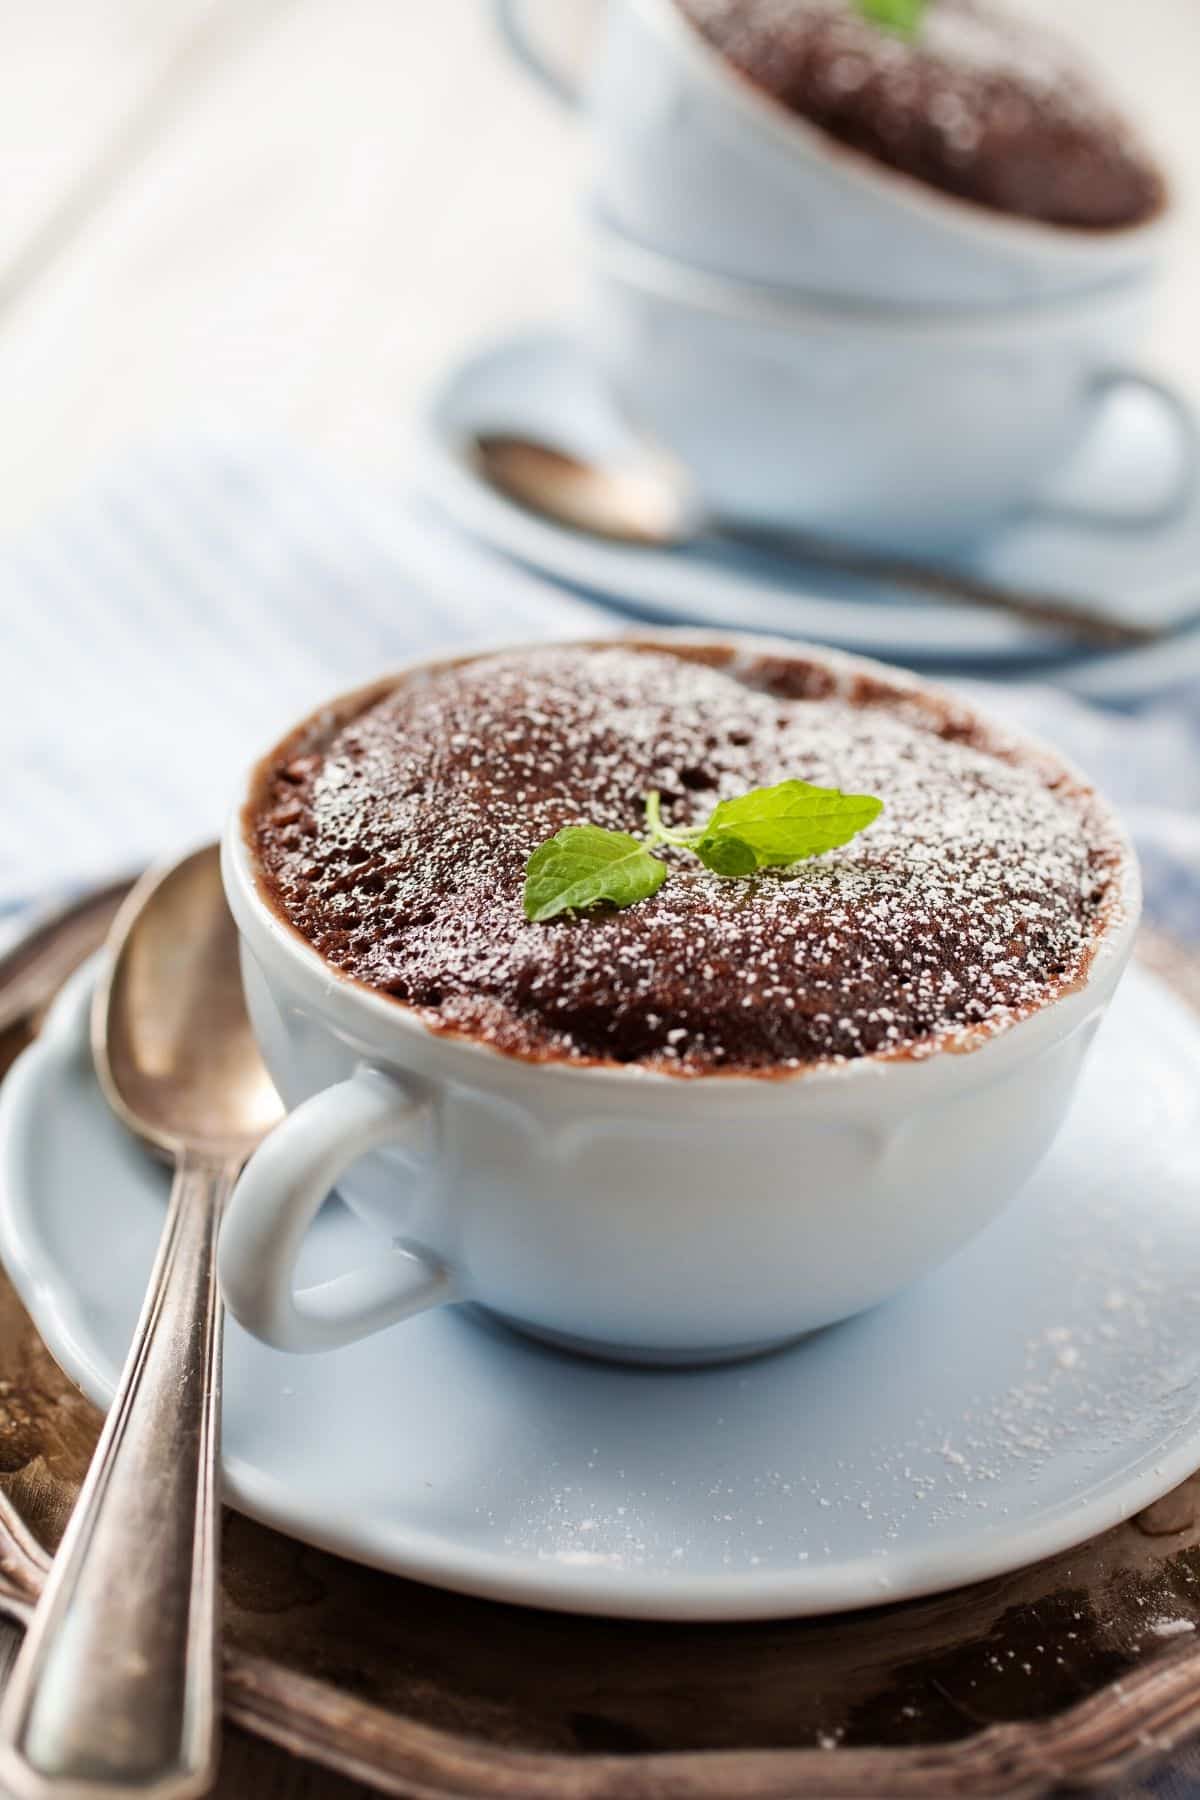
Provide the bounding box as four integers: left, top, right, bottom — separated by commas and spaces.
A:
2, 437, 1200, 1798
1, 437, 606, 914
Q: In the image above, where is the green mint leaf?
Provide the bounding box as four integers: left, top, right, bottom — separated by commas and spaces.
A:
523, 825, 667, 922
695, 834, 757, 877
695, 780, 883, 872
856, 0, 925, 36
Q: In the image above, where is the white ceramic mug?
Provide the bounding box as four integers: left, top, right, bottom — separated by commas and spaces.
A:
496, 0, 1172, 305
218, 634, 1141, 1366
582, 216, 1200, 553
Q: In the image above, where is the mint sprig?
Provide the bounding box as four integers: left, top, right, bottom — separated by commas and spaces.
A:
856, 0, 926, 36
522, 780, 883, 922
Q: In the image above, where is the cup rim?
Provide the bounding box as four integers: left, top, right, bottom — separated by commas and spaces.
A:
586, 207, 1155, 338
223, 630, 1141, 1098
630, 0, 1173, 261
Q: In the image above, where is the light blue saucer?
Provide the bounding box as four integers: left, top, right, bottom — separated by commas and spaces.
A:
3, 957, 1200, 1621
414, 329, 1200, 702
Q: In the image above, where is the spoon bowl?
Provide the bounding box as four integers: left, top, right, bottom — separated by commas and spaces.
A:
94, 845, 281, 1161
470, 431, 695, 546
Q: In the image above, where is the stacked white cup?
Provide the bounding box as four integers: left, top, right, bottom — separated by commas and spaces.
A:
496, 0, 1195, 558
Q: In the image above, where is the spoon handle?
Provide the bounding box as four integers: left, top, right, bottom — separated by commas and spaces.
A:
715, 521, 1160, 650
0, 1151, 230, 1799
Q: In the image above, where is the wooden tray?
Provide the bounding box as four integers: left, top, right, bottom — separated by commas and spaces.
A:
3, 895, 1200, 1798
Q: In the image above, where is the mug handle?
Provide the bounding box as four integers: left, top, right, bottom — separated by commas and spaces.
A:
219, 1066, 454, 1353
493, 0, 591, 109
1026, 369, 1200, 535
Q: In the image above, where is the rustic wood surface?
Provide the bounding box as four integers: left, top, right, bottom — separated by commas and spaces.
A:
4, 911, 1200, 1795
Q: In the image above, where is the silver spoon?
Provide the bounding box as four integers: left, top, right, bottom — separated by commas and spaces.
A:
470, 431, 1159, 651
0, 844, 282, 1800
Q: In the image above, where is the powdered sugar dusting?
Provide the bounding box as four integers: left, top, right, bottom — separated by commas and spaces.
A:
251, 642, 1126, 1076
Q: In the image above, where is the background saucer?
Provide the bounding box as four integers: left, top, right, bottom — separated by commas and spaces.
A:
413, 329, 1200, 701
3, 958, 1200, 1621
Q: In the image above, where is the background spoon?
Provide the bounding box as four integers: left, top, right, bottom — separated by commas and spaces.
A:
0, 843, 281, 1800
470, 431, 1159, 651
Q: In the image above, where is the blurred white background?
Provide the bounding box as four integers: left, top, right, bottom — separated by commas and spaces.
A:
0, 0, 1195, 536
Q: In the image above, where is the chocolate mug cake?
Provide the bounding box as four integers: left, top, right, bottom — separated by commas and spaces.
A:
224, 637, 1137, 1362
249, 641, 1125, 1076
674, 0, 1164, 230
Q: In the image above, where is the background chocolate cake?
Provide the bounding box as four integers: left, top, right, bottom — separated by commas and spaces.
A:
676, 0, 1164, 228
